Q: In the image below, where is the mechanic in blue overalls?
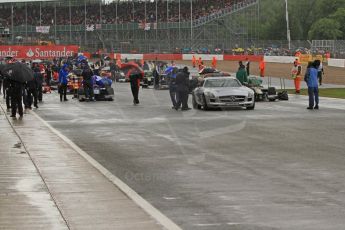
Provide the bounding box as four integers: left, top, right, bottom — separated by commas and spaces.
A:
168, 67, 178, 110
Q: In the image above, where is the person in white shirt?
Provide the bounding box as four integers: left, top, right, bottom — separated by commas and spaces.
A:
245, 57, 250, 76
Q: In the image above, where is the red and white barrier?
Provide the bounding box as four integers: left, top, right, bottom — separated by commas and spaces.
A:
328, 58, 345, 68
144, 54, 183, 60
112, 53, 264, 62
264, 56, 296, 64
4, 46, 338, 68
182, 54, 224, 61
113, 54, 344, 68
120, 54, 144, 60
223, 55, 263, 62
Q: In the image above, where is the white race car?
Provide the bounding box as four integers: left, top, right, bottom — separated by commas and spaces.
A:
192, 76, 255, 110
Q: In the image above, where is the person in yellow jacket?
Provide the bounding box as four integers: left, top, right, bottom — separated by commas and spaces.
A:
291, 59, 302, 94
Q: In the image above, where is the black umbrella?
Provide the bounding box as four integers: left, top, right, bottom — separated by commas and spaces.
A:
199, 67, 219, 75
1, 62, 34, 83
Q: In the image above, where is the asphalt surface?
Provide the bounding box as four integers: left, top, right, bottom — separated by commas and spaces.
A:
36, 83, 345, 230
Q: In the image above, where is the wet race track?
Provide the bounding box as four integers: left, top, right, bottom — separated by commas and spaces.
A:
36, 83, 345, 230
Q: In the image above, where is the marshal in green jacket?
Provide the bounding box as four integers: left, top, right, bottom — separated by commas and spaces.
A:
236, 68, 248, 85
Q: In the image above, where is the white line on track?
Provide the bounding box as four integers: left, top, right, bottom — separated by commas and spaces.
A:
31, 111, 183, 230
193, 223, 222, 226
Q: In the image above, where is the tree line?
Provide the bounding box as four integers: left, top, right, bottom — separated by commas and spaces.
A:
258, 0, 345, 40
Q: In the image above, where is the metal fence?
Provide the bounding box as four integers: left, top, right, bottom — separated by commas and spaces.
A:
1, 0, 260, 54
2, 0, 345, 58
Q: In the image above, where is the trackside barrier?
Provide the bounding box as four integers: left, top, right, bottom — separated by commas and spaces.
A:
183, 54, 224, 61
118, 54, 144, 60
110, 54, 264, 62
223, 55, 263, 62
297, 54, 326, 64
96, 54, 345, 68
328, 59, 345, 68
264, 56, 296, 64
144, 54, 183, 60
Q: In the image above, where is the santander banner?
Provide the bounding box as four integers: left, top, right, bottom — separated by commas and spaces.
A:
0, 45, 79, 59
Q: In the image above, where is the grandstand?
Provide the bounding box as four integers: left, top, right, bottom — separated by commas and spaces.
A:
0, 0, 259, 53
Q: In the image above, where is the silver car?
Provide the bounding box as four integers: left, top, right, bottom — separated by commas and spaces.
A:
192, 77, 255, 110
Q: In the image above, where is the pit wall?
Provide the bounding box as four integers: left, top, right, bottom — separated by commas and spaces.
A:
110, 53, 344, 67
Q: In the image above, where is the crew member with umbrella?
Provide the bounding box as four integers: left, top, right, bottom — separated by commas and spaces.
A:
1, 59, 34, 118
129, 71, 143, 105
120, 62, 144, 105
9, 79, 24, 118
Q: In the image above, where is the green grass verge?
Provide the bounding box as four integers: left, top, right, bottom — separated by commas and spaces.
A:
285, 88, 345, 99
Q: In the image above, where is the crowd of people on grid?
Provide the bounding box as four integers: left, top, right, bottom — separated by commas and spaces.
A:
0, 53, 325, 119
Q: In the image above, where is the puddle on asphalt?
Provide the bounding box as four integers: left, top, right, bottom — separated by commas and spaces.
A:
12, 142, 27, 154
13, 142, 22, 148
